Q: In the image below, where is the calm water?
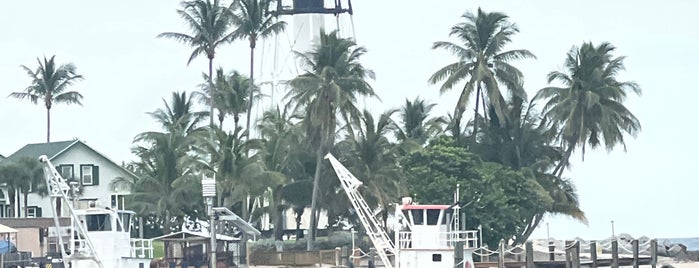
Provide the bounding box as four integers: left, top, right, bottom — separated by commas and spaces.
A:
663, 238, 699, 251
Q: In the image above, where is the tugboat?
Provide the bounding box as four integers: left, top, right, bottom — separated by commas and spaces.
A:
39, 155, 153, 268
325, 154, 478, 268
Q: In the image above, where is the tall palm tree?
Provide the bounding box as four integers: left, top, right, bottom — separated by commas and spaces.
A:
286, 30, 376, 250
158, 0, 235, 133
125, 91, 208, 234
230, 0, 287, 137
339, 110, 405, 229
429, 8, 534, 137
395, 97, 445, 145
535, 42, 641, 177
9, 55, 84, 142
197, 68, 254, 128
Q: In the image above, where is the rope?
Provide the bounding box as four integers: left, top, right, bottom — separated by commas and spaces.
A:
564, 240, 579, 250
505, 245, 526, 255
473, 247, 499, 257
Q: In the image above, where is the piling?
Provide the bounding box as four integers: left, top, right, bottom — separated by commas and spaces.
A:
632, 239, 639, 268
650, 239, 658, 268
590, 241, 598, 268
611, 240, 619, 268
454, 241, 464, 268
498, 239, 505, 268
526, 241, 534, 268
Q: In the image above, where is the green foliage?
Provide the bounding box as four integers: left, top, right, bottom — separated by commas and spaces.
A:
401, 138, 553, 247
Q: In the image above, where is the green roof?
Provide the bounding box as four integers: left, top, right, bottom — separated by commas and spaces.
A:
6, 140, 78, 162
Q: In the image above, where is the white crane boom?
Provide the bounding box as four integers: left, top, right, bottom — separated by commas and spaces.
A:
39, 155, 103, 268
324, 153, 395, 268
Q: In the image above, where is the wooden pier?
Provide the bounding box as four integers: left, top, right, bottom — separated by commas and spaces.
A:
470, 239, 658, 268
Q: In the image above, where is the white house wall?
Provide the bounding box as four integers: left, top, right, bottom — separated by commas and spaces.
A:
27, 143, 132, 217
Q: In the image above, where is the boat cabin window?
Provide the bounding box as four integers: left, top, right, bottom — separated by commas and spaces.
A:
86, 214, 112, 231
426, 209, 441, 225
118, 212, 131, 233
409, 209, 424, 225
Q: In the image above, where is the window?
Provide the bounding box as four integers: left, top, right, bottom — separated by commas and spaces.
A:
432, 254, 442, 262
27, 206, 42, 218
80, 165, 100, 186
111, 194, 126, 210
410, 209, 424, 225
59, 165, 74, 180
426, 209, 441, 225
85, 214, 112, 231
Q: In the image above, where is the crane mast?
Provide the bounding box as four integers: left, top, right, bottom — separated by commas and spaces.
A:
324, 153, 395, 268
39, 155, 103, 268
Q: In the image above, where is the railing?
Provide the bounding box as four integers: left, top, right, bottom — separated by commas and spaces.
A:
399, 230, 479, 249
131, 238, 154, 258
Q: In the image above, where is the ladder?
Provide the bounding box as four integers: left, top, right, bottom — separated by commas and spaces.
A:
324, 153, 395, 268
39, 155, 104, 268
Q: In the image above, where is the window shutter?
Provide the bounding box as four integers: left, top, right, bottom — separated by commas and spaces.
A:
93, 166, 100, 185
37, 207, 42, 217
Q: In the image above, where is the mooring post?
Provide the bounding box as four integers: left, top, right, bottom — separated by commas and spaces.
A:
565, 240, 572, 268
611, 240, 619, 268
650, 239, 658, 268
455, 241, 465, 268
498, 239, 505, 268
526, 241, 534, 268
549, 241, 556, 261
368, 247, 376, 268
590, 241, 598, 268
632, 240, 639, 268
572, 240, 580, 268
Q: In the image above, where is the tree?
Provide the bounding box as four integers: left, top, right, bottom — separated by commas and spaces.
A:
535, 42, 641, 177
428, 8, 534, 137
124, 91, 208, 234
197, 68, 254, 128
230, 0, 287, 137
158, 0, 235, 133
286, 30, 376, 250
0, 157, 48, 218
400, 137, 552, 247
395, 97, 445, 145
338, 110, 405, 228
9, 55, 84, 142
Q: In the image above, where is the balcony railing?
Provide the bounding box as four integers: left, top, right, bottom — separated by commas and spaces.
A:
131, 238, 154, 258
398, 230, 478, 249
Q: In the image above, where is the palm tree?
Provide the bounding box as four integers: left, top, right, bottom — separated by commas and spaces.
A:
197, 68, 254, 128
125, 91, 208, 234
339, 110, 405, 229
429, 8, 534, 137
395, 97, 445, 145
158, 0, 235, 133
286, 30, 376, 250
230, 0, 287, 138
535, 42, 641, 177
9, 55, 84, 142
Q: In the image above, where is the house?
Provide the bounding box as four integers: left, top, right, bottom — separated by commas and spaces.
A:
2, 139, 137, 218
0, 217, 70, 257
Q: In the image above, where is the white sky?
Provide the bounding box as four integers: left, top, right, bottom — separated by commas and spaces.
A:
1, 1, 697, 240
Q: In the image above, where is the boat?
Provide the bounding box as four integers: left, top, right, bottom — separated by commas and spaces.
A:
325, 153, 479, 268
39, 155, 153, 268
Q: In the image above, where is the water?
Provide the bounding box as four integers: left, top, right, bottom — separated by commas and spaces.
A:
662, 237, 699, 251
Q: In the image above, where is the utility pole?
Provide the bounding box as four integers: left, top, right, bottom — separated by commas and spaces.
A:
202, 176, 217, 268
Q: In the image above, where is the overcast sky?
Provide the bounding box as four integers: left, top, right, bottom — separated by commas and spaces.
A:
1, 1, 697, 240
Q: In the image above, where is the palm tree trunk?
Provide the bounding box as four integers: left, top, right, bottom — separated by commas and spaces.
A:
273, 186, 284, 241
245, 41, 256, 141
208, 58, 215, 138
23, 192, 28, 218
307, 141, 325, 251
553, 144, 575, 177
46, 107, 51, 143
473, 84, 482, 143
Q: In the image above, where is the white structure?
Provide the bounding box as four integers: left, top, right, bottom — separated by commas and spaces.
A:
40, 155, 152, 268
325, 153, 479, 268
1, 139, 136, 219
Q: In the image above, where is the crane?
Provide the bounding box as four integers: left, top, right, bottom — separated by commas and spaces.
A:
39, 155, 103, 268
324, 153, 395, 268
